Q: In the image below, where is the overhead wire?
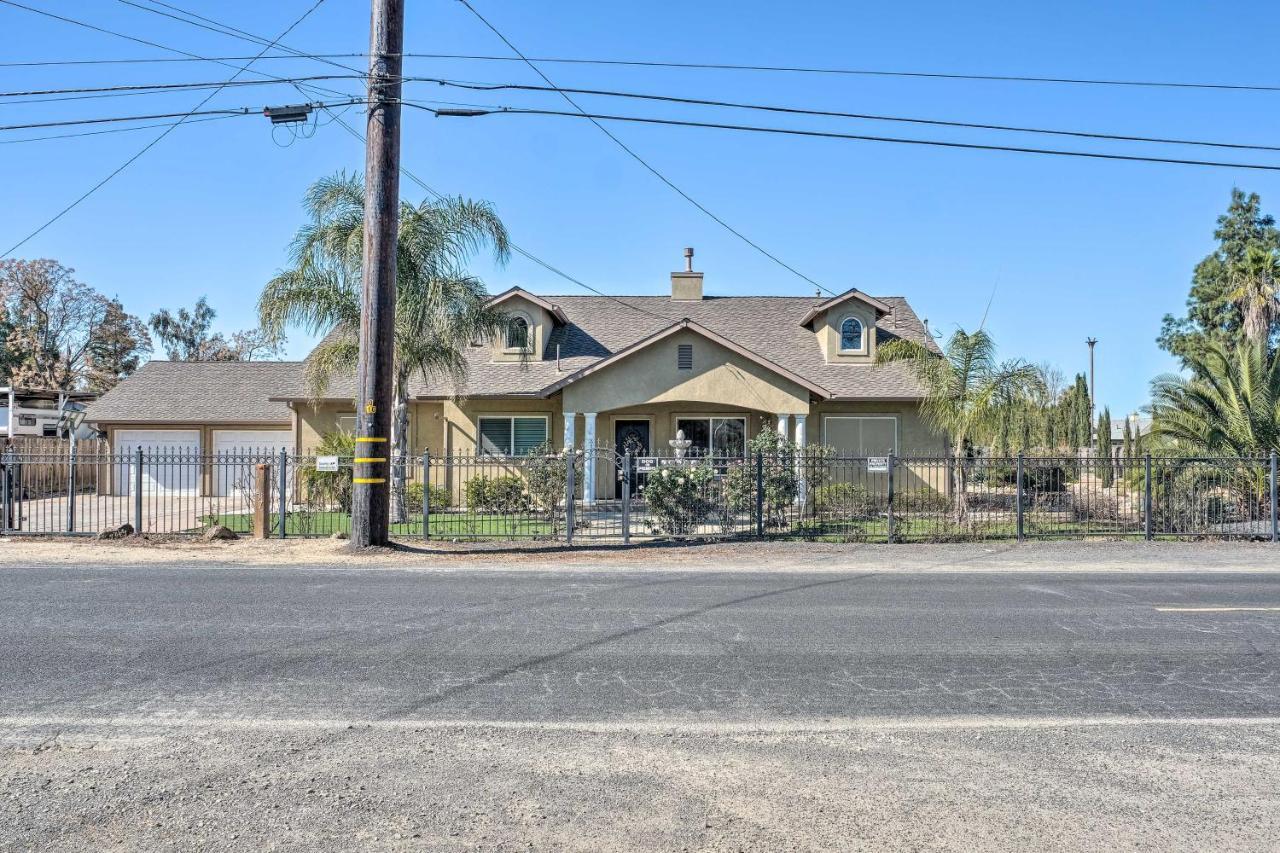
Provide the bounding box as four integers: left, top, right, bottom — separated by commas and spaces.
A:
96, 0, 681, 323
0, 98, 360, 132
452, 0, 837, 297
418, 77, 1280, 154
421, 105, 1280, 172
1, 0, 334, 258
6, 51, 1280, 95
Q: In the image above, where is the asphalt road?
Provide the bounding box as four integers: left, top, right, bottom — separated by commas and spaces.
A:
1, 565, 1278, 722
2, 561, 1279, 851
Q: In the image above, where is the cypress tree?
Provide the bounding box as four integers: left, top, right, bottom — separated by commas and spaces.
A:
1122, 416, 1134, 464
1098, 408, 1114, 487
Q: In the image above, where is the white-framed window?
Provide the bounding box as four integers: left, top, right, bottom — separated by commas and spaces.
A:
479, 415, 548, 456
823, 415, 897, 456
504, 313, 533, 352
674, 416, 747, 458
839, 316, 865, 352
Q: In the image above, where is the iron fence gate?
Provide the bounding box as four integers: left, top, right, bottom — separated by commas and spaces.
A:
2, 447, 1277, 543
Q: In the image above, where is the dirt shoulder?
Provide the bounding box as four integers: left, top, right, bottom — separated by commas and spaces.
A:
3, 535, 1280, 573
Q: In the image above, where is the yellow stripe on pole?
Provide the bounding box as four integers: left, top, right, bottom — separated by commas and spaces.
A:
355, 436, 388, 443
353, 477, 387, 484
354, 457, 387, 463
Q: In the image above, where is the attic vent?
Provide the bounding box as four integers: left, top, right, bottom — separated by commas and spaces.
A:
677, 343, 693, 370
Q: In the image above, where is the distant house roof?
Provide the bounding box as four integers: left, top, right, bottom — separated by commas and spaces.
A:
84, 361, 302, 425
277, 293, 941, 402
1110, 415, 1153, 442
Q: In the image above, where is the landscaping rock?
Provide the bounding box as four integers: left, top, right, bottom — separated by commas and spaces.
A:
331, 531, 349, 541
201, 525, 239, 542
96, 523, 134, 541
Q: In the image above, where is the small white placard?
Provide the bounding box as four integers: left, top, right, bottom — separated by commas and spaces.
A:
315, 455, 339, 472
867, 456, 890, 474
636, 457, 659, 473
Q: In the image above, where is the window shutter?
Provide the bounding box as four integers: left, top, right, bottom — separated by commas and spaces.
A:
677, 343, 693, 370
512, 417, 547, 456
479, 418, 513, 455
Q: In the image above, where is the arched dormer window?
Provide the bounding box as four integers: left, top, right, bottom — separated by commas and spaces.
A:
839, 316, 864, 352
505, 314, 532, 352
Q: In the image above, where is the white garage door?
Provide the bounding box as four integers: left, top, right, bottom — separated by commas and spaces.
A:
212, 429, 294, 497
115, 429, 201, 495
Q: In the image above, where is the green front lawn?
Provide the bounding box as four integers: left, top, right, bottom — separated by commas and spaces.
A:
199, 511, 555, 538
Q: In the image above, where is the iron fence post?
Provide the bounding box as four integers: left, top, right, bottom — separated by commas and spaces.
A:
621, 451, 631, 544
755, 451, 764, 537
134, 446, 143, 534
1144, 453, 1153, 541
422, 452, 430, 542
1, 451, 9, 535
565, 451, 576, 546
278, 447, 288, 539
887, 453, 896, 543
67, 443, 77, 533
1270, 450, 1277, 543
1016, 452, 1024, 542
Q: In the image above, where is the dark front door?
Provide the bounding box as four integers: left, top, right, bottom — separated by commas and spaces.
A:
614, 419, 651, 498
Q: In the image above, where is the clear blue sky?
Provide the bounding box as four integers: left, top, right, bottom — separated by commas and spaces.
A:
4, 0, 1280, 417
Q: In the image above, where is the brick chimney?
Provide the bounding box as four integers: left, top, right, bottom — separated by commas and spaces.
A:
671, 247, 703, 301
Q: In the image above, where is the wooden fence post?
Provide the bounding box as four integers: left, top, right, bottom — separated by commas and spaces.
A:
253, 462, 271, 540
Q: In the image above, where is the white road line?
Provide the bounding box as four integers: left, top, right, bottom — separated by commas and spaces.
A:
1154, 606, 1280, 612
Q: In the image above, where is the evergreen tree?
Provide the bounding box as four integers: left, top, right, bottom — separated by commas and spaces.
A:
1158, 189, 1280, 367
1098, 408, 1114, 486
1122, 416, 1134, 464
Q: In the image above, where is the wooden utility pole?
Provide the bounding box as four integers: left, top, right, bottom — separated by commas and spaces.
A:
351, 0, 405, 547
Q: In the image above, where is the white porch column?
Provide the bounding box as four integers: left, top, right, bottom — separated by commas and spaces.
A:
582, 412, 597, 503
794, 414, 808, 505
562, 411, 577, 452
776, 413, 789, 438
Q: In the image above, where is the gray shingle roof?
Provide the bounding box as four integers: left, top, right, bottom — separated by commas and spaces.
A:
276, 293, 938, 401
84, 360, 302, 424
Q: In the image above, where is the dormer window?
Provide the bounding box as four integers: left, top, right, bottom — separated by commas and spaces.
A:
505, 313, 532, 352
839, 316, 864, 352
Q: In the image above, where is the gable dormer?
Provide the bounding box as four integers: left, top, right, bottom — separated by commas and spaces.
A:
487, 287, 567, 363
799, 288, 892, 364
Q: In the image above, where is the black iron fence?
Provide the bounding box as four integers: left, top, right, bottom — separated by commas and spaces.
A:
3, 446, 1278, 543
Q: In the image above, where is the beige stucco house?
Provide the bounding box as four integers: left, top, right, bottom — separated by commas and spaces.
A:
85, 254, 946, 498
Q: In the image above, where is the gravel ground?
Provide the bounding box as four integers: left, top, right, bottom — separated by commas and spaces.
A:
3, 718, 1278, 852
5, 536, 1280, 574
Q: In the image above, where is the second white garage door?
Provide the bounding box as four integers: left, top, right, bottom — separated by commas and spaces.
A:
212, 429, 294, 497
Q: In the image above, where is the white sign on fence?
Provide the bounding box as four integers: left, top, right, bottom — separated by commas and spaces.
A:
315, 455, 339, 472
636, 457, 659, 473
867, 456, 890, 474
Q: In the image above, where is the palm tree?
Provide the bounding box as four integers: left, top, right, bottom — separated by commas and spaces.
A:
878, 328, 1043, 525
260, 172, 512, 522
1226, 244, 1280, 345
1149, 338, 1280, 457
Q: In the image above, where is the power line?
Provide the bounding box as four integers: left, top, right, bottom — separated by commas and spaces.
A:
0, 1, 357, 101
1, 0, 333, 258
8, 50, 1280, 94
104, 0, 677, 324
400, 53, 1280, 94
0, 98, 358, 132
425, 105, 1280, 172
419, 78, 1280, 154
0, 74, 362, 100
452, 0, 836, 297
0, 112, 244, 145
117, 0, 366, 77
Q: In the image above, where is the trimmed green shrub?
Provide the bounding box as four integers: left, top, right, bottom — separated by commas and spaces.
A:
405, 481, 451, 514
464, 474, 528, 513
813, 482, 876, 518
